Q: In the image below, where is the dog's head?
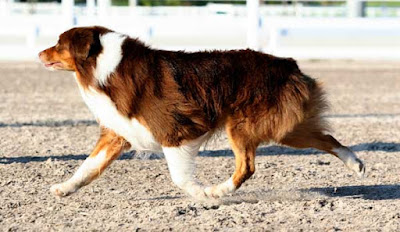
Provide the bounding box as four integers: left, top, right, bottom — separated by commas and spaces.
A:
38, 26, 111, 71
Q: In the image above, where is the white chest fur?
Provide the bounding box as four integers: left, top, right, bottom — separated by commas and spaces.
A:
73, 31, 161, 152
78, 85, 162, 152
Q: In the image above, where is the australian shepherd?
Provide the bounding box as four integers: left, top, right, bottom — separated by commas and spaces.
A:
38, 26, 365, 199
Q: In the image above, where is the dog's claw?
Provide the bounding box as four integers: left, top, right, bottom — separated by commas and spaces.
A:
355, 159, 366, 178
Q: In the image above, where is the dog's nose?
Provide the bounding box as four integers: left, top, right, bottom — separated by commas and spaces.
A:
38, 51, 44, 60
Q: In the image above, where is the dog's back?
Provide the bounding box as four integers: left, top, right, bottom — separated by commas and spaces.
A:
125, 47, 327, 146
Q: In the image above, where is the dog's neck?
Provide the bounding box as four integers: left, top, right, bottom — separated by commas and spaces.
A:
74, 33, 150, 90
94, 32, 127, 86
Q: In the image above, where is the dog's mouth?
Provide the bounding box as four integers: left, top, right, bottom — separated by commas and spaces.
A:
44, 62, 63, 68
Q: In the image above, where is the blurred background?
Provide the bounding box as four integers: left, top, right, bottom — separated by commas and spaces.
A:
0, 0, 399, 60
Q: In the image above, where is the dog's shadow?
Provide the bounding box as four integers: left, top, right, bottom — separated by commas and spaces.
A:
137, 184, 400, 205
201, 142, 400, 157
304, 184, 400, 200
114, 184, 400, 206
222, 184, 400, 205
1, 142, 400, 164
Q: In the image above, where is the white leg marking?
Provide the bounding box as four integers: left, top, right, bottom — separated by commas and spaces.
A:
50, 150, 108, 197
333, 147, 365, 177
162, 135, 208, 199
95, 32, 127, 86
163, 134, 237, 199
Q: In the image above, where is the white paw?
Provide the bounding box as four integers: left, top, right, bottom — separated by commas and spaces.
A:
334, 147, 366, 178
204, 178, 236, 199
50, 182, 76, 197
352, 158, 366, 178
204, 186, 225, 199
182, 182, 207, 199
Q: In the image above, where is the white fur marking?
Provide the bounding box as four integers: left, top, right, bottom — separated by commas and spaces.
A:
76, 82, 161, 152
95, 32, 126, 86
71, 150, 107, 183
163, 134, 239, 199
51, 150, 108, 196
163, 135, 208, 198
333, 147, 365, 177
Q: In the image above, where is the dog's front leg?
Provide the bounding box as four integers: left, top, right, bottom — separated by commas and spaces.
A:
50, 128, 130, 197
162, 135, 208, 199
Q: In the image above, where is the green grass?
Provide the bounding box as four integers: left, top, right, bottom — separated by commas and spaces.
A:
112, 0, 129, 6
367, 2, 400, 7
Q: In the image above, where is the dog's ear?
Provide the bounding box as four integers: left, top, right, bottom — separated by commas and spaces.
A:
70, 28, 101, 61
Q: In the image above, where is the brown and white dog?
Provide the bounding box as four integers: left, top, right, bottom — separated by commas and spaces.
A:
38, 26, 365, 199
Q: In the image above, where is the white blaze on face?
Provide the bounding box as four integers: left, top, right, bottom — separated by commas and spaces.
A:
95, 32, 127, 86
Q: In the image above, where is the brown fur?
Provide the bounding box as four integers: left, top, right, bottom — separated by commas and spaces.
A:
39, 26, 357, 192
84, 128, 130, 186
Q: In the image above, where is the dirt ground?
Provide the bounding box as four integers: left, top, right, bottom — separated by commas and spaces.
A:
1, 60, 400, 231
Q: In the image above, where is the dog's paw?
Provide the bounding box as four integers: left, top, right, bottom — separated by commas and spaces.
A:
183, 182, 208, 199
354, 158, 366, 178
204, 186, 225, 199
50, 183, 75, 197
334, 147, 366, 178
204, 178, 236, 199
346, 156, 366, 178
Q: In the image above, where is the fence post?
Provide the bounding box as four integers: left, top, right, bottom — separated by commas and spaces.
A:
347, 0, 365, 17
129, 0, 138, 7
61, 0, 74, 27
27, 25, 39, 49
87, 0, 95, 17
98, 0, 111, 24
267, 26, 278, 54
0, 0, 11, 16
247, 0, 261, 51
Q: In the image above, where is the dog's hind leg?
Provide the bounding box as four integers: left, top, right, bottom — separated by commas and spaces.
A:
204, 120, 260, 198
50, 128, 131, 197
281, 131, 365, 177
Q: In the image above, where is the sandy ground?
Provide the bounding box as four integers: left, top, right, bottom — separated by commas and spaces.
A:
1, 60, 400, 231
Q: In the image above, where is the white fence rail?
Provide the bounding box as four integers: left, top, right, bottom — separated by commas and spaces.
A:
4, 1, 400, 18
0, 3, 399, 60
264, 17, 400, 59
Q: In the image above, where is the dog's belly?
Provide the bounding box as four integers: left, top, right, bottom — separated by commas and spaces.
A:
78, 86, 162, 152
